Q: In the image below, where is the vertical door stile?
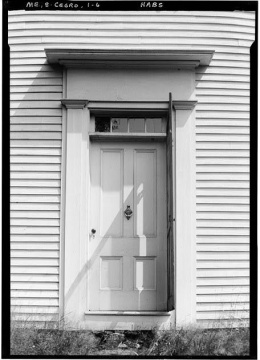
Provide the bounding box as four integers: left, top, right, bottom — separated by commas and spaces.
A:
167, 93, 175, 311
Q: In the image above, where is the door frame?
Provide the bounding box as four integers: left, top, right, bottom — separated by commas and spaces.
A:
46, 47, 213, 327
60, 99, 197, 326
88, 139, 167, 311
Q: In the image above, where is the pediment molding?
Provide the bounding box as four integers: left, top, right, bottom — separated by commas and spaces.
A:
173, 101, 197, 110
46, 49, 214, 69
60, 99, 197, 112
61, 99, 89, 109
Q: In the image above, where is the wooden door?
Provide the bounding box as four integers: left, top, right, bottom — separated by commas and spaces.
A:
89, 141, 167, 311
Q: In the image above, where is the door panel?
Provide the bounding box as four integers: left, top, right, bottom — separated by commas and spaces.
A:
134, 256, 156, 290
100, 150, 123, 237
89, 142, 167, 311
134, 150, 157, 237
100, 256, 123, 290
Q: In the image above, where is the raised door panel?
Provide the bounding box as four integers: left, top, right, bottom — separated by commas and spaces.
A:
100, 150, 123, 237
134, 150, 157, 237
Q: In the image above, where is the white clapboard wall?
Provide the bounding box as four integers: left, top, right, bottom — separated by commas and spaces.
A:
9, 10, 254, 325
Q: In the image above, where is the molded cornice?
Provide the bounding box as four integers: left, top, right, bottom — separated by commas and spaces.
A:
173, 101, 197, 110
61, 99, 88, 109
45, 49, 214, 69
61, 100, 197, 112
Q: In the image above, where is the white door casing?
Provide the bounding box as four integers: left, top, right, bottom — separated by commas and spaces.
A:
61, 99, 197, 328
89, 142, 167, 311
47, 50, 212, 326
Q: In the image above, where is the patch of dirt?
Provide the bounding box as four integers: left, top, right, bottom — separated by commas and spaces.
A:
89, 330, 155, 356
90, 349, 139, 356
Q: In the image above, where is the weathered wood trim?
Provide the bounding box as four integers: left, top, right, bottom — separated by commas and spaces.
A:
61, 100, 197, 113
63, 105, 90, 320
83, 312, 175, 330
89, 133, 166, 142
45, 49, 214, 69
60, 61, 200, 69
58, 67, 67, 322
88, 101, 168, 115
175, 105, 197, 325
61, 99, 88, 109
85, 311, 171, 316
173, 101, 197, 110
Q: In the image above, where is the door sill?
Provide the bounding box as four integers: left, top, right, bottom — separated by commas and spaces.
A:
84, 310, 175, 330
85, 311, 170, 316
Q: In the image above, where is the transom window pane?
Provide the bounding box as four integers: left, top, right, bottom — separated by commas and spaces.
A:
129, 118, 145, 133
95, 117, 110, 132
146, 118, 162, 133
111, 118, 128, 132
95, 117, 165, 133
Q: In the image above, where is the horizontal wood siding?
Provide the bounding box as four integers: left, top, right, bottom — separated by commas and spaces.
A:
9, 10, 62, 322
9, 10, 254, 325
194, 11, 253, 326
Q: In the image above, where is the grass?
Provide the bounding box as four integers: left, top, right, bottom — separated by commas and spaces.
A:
147, 327, 250, 356
11, 320, 250, 356
11, 324, 99, 356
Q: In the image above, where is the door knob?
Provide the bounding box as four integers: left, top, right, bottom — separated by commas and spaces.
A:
91, 229, 96, 235
124, 205, 133, 220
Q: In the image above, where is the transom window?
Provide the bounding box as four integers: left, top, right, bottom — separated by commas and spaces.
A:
95, 117, 166, 134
